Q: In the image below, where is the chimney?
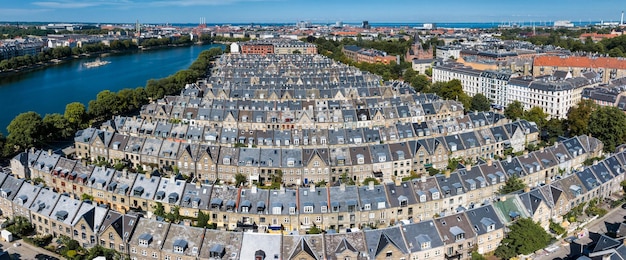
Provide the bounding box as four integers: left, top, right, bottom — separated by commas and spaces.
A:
523, 150, 528, 158
310, 183, 315, 192
593, 160, 598, 166
196, 180, 201, 189
340, 183, 346, 191
251, 185, 258, 194
394, 177, 401, 186
465, 163, 471, 171
524, 186, 530, 193
487, 159, 493, 167
444, 169, 451, 179
540, 146, 545, 153
546, 177, 551, 185
48, 149, 52, 156
368, 181, 375, 191
501, 196, 507, 202
507, 155, 512, 163
146, 170, 151, 179
421, 174, 427, 183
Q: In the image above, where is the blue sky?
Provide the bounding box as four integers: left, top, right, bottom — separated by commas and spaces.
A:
1, 0, 624, 24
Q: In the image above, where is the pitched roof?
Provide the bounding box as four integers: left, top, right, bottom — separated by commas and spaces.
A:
534, 56, 626, 70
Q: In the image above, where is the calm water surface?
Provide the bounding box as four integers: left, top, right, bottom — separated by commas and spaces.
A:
0, 44, 223, 134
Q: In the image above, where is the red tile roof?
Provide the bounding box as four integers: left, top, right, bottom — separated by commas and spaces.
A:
534, 56, 626, 70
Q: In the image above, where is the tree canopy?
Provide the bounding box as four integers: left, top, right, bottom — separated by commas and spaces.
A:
498, 175, 527, 195
6, 111, 44, 152
566, 99, 596, 136
495, 218, 552, 259
504, 100, 524, 120
470, 93, 491, 112
589, 106, 626, 152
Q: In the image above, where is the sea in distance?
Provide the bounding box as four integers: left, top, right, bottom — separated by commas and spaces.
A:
0, 44, 224, 135
172, 21, 601, 28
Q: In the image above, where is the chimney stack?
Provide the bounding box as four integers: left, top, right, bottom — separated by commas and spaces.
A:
196, 180, 201, 189
421, 174, 427, 183
487, 159, 493, 167
444, 169, 451, 179
310, 183, 315, 192
524, 186, 530, 193
465, 163, 471, 171
368, 181, 375, 191
621, 11, 624, 25
340, 183, 346, 191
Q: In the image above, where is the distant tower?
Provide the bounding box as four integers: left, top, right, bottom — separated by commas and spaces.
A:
362, 21, 370, 29
621, 11, 624, 25
135, 20, 140, 37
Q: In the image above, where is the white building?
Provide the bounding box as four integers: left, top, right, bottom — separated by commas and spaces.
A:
507, 77, 592, 119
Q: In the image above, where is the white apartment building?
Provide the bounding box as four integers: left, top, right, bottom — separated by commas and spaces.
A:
507, 77, 592, 119
432, 63, 482, 96
433, 62, 595, 119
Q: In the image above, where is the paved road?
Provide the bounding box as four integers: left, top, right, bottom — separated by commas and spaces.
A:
535, 205, 626, 260
0, 238, 61, 260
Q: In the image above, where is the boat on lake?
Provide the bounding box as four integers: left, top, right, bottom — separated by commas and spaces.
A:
83, 58, 110, 68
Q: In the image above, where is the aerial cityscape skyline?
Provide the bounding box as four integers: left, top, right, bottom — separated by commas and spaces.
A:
2, 0, 625, 24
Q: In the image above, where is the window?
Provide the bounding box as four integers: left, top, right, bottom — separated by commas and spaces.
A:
304, 206, 313, 213
152, 252, 158, 258
141, 250, 147, 256
131, 247, 136, 254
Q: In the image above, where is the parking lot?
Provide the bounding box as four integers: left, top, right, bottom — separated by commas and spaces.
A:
0, 238, 60, 260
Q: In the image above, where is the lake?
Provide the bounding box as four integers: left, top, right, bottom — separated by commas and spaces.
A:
0, 44, 223, 134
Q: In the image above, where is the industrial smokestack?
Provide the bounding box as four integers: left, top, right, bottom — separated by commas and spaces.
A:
621, 11, 624, 25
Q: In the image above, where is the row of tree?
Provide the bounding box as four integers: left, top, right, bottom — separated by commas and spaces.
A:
0, 39, 137, 71
1, 47, 224, 158
308, 36, 413, 80
498, 26, 626, 57
0, 25, 53, 39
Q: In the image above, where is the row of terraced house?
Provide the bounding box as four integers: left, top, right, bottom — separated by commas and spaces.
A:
2, 133, 623, 259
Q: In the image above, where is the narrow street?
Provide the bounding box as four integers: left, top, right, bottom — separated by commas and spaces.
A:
0, 238, 61, 260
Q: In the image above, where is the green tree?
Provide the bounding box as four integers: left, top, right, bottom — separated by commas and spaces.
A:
43, 113, 72, 139
543, 118, 565, 144
498, 175, 527, 195
307, 224, 323, 234
6, 111, 44, 152
566, 99, 596, 136
504, 100, 524, 120
64, 102, 87, 130
234, 173, 246, 187
522, 106, 548, 129
621, 180, 626, 193
362, 177, 380, 185
589, 106, 626, 152
470, 93, 491, 112
495, 218, 552, 259
154, 202, 165, 218
86, 245, 122, 260
195, 210, 211, 228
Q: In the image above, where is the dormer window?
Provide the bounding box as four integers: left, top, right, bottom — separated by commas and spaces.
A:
421, 241, 431, 249
173, 239, 187, 254
357, 154, 365, 165
138, 233, 152, 247
378, 153, 386, 163
223, 156, 231, 165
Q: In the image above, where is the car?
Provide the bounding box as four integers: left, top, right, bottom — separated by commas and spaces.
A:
13, 242, 20, 247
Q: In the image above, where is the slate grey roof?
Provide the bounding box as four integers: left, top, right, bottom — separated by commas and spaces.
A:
402, 220, 444, 253
29, 188, 59, 216
130, 218, 169, 249
50, 195, 81, 225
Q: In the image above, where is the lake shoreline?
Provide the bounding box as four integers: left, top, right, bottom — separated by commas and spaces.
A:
0, 41, 212, 78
